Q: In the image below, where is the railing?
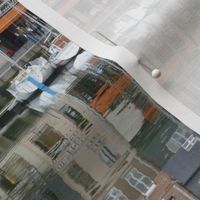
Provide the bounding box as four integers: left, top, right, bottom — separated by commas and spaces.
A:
0, 0, 18, 18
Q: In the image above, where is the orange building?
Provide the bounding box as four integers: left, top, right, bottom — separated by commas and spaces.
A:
143, 103, 160, 123
89, 73, 159, 122
0, 3, 26, 33
90, 74, 132, 115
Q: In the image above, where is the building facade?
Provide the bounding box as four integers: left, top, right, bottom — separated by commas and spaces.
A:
0, 1, 199, 199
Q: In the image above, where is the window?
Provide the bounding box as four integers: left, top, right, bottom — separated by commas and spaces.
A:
32, 125, 68, 160
99, 145, 119, 167
105, 187, 129, 200
124, 168, 155, 196
67, 161, 97, 191
87, 136, 119, 167
0, 0, 18, 18
61, 105, 92, 130
166, 127, 192, 153
3, 118, 30, 141
0, 153, 45, 196
182, 135, 198, 152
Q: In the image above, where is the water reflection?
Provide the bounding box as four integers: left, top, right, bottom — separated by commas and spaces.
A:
0, 2, 199, 200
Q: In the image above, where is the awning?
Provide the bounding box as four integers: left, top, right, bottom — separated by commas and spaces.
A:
0, 3, 27, 33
